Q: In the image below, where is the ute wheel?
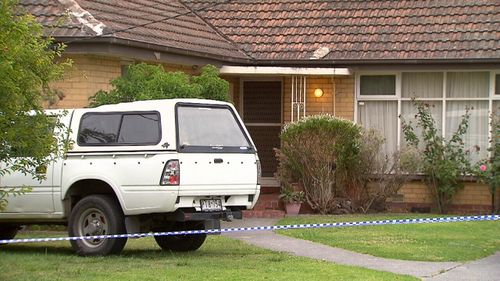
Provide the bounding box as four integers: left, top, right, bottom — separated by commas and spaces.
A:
154, 221, 207, 252
0, 224, 19, 245
68, 195, 127, 256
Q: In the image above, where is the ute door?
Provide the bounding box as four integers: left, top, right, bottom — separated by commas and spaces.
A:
176, 103, 258, 196
0, 111, 70, 214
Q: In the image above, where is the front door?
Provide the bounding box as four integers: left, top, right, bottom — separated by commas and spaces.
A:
243, 81, 282, 181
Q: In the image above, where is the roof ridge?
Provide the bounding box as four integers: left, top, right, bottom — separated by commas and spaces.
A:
179, 0, 255, 61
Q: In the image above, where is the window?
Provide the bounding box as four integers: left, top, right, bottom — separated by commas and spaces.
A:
496, 74, 500, 96
357, 71, 498, 163
78, 112, 160, 145
402, 72, 442, 98
360, 75, 396, 96
358, 101, 398, 154
447, 72, 489, 98
177, 105, 252, 153
118, 114, 160, 143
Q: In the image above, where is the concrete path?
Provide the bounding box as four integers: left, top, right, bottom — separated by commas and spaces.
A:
221, 218, 499, 280
423, 252, 500, 281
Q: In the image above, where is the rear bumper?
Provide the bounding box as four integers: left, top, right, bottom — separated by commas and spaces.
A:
165, 208, 242, 222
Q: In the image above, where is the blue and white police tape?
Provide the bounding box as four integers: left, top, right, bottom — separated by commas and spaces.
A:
1, 214, 498, 245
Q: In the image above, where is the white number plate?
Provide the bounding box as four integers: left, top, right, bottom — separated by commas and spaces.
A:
200, 199, 223, 212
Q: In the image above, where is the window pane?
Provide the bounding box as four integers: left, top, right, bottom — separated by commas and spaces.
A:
401, 101, 442, 148
360, 75, 396, 96
496, 75, 500, 96
446, 72, 489, 98
402, 72, 443, 98
118, 114, 160, 144
494, 101, 500, 116
358, 101, 398, 156
446, 101, 489, 162
178, 106, 251, 148
78, 114, 121, 145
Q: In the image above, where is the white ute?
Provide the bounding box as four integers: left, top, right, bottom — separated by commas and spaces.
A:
0, 99, 261, 255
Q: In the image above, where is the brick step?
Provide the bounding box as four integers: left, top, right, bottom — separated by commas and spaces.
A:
243, 209, 285, 218
253, 193, 283, 211
260, 186, 280, 194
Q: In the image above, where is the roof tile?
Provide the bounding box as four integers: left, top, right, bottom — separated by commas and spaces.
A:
185, 0, 499, 61
19, 0, 500, 62
19, 0, 250, 60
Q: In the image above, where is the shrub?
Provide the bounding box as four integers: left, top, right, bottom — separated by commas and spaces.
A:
355, 129, 418, 213
276, 115, 362, 214
401, 100, 471, 214
89, 64, 229, 107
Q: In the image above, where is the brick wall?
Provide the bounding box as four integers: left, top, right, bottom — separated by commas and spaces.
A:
391, 181, 499, 214
334, 76, 355, 120
221, 76, 241, 111
50, 55, 121, 108
283, 75, 355, 122
49, 55, 201, 109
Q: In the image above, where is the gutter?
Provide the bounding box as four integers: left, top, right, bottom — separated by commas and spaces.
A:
56, 37, 500, 67
247, 58, 500, 66
56, 36, 255, 65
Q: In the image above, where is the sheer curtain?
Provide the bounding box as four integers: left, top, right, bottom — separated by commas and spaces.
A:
446, 101, 489, 162
445, 72, 490, 163
447, 72, 489, 98
402, 72, 443, 98
358, 101, 398, 156
401, 73, 443, 149
401, 101, 442, 148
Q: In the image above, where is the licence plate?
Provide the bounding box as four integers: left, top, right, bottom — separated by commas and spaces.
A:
200, 199, 223, 212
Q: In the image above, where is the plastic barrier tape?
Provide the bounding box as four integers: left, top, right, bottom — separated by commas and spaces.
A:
1, 215, 498, 245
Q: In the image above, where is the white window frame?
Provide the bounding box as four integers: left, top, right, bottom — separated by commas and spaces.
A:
493, 72, 500, 97
355, 70, 499, 158
356, 72, 401, 100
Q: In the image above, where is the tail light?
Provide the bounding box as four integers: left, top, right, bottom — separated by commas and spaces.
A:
256, 159, 262, 185
160, 160, 180, 186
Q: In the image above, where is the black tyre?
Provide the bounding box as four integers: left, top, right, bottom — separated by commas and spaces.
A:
154, 221, 207, 252
0, 224, 19, 245
68, 195, 127, 256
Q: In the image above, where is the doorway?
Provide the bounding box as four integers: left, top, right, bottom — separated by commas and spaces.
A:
242, 80, 282, 182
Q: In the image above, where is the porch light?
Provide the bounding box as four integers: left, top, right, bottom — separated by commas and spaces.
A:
314, 88, 324, 98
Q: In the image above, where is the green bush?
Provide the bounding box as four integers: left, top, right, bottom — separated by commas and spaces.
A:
401, 100, 471, 214
89, 64, 229, 107
276, 115, 362, 214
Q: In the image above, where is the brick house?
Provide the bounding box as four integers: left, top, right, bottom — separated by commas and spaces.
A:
22, 0, 500, 215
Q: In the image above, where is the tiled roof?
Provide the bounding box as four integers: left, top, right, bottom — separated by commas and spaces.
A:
183, 0, 500, 62
19, 0, 500, 63
19, 0, 93, 37
18, 0, 250, 60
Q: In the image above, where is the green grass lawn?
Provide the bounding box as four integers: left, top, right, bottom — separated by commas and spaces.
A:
277, 214, 500, 262
0, 231, 417, 281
